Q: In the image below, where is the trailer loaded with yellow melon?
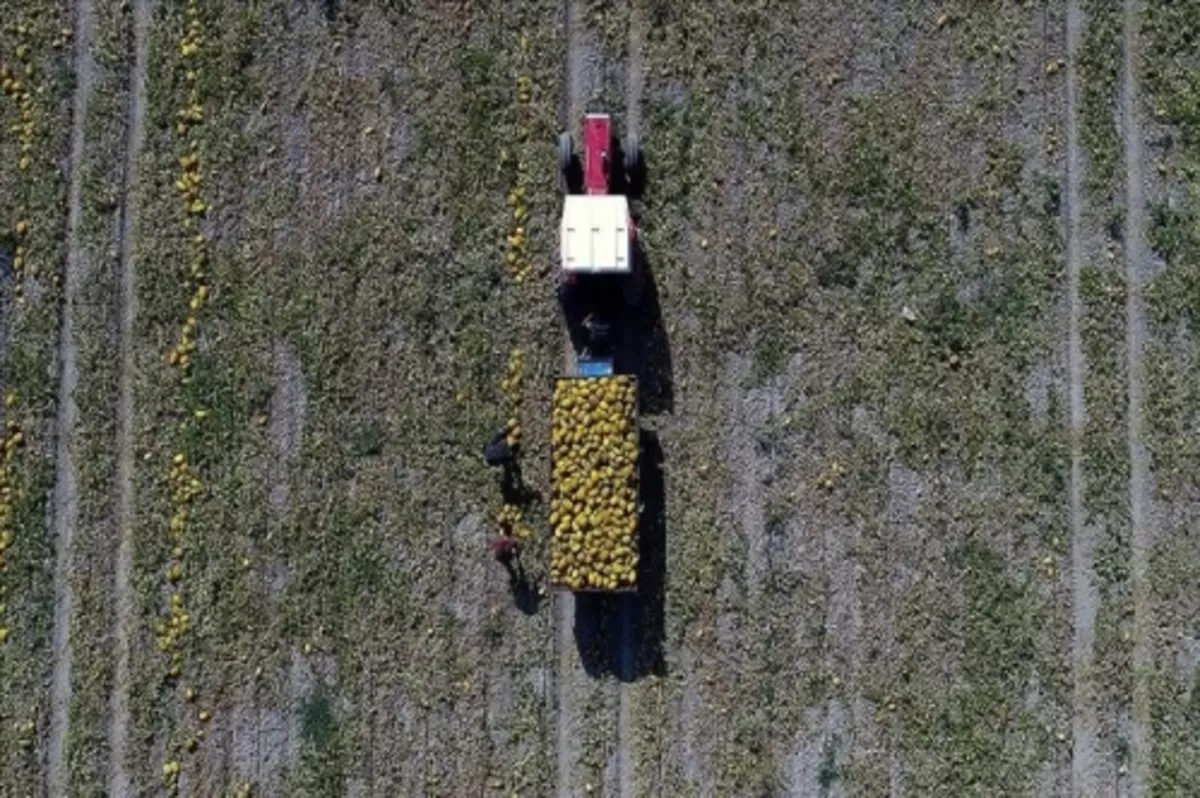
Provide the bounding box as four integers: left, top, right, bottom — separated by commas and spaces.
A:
549, 373, 639, 591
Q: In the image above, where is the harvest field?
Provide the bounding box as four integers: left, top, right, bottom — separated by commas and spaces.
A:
1, 0, 1199, 795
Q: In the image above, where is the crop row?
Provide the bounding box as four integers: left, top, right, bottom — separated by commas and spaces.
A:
152, 0, 218, 791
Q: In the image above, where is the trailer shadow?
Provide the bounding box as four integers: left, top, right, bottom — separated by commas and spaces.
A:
573, 428, 666, 680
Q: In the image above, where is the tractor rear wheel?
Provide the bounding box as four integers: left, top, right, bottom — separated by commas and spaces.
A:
558, 132, 578, 193
623, 134, 644, 198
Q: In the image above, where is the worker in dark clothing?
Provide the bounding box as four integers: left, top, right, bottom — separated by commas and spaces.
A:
492, 535, 524, 587
483, 428, 515, 467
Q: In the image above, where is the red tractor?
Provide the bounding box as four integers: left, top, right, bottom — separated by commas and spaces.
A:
556, 115, 645, 364
557, 113, 643, 198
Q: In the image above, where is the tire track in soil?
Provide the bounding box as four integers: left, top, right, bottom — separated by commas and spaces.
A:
1064, 2, 1102, 795
47, 0, 95, 791
106, 0, 149, 792
615, 4, 644, 797
557, 4, 588, 795
1120, 0, 1153, 793
553, 591, 578, 798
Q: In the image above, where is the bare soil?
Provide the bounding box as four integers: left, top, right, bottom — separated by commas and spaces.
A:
1120, 0, 1154, 792
1064, 2, 1103, 795
105, 0, 150, 793
46, 0, 94, 789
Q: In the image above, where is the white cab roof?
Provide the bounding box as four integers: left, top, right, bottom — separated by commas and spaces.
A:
560, 194, 632, 273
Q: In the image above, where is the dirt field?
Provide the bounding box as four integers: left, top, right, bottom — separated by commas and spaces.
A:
1, 0, 1199, 796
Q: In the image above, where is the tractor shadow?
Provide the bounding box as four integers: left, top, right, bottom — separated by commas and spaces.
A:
573, 429, 666, 681
628, 242, 673, 416
616, 147, 672, 416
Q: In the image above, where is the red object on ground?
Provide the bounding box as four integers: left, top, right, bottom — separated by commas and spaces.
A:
491, 536, 517, 562
581, 114, 611, 195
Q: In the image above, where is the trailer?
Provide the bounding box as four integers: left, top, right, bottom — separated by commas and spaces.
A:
549, 368, 640, 593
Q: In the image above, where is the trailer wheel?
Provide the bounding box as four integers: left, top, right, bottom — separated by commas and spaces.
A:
623, 134, 644, 197
558, 132, 578, 193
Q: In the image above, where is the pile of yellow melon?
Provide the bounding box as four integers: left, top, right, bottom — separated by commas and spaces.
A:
549, 376, 639, 590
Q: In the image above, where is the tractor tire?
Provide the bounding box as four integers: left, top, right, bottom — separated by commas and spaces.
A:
557, 132, 577, 193
623, 134, 645, 198
623, 134, 642, 168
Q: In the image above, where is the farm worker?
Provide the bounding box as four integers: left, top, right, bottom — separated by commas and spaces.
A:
491, 535, 518, 564
483, 428, 514, 467
582, 313, 612, 348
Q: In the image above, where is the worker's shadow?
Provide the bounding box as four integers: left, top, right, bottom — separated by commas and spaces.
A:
498, 460, 539, 508
573, 429, 666, 680
496, 461, 541, 615
503, 557, 542, 616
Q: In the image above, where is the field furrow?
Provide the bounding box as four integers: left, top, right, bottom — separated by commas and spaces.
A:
47, 0, 93, 788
